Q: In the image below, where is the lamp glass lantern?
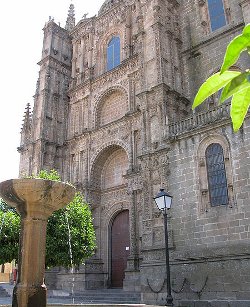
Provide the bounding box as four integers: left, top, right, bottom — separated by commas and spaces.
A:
154, 188, 173, 212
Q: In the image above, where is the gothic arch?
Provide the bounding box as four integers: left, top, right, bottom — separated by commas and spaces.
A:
105, 202, 130, 228
89, 143, 131, 284
89, 141, 131, 187
93, 86, 129, 127
196, 133, 234, 213
197, 133, 230, 158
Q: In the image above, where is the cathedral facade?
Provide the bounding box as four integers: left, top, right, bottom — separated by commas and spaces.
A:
19, 0, 250, 305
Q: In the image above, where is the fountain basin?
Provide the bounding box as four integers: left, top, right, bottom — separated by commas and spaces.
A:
0, 178, 75, 219
0, 178, 76, 307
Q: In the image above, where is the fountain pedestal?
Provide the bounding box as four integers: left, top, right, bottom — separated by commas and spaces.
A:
0, 179, 75, 307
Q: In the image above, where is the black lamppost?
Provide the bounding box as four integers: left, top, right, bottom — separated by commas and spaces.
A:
154, 188, 174, 306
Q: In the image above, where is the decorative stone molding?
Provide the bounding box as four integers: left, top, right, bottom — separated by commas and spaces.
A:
197, 133, 235, 213
93, 86, 129, 127
90, 140, 131, 175
167, 102, 231, 139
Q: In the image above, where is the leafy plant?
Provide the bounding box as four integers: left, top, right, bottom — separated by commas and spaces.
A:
0, 170, 96, 268
46, 191, 96, 268
0, 199, 20, 264
192, 24, 250, 131
27, 169, 61, 181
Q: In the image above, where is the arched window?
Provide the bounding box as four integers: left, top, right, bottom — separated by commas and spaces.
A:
207, 0, 226, 31
205, 143, 228, 206
107, 36, 120, 71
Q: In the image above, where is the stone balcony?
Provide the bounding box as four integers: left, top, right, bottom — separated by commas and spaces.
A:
166, 102, 231, 139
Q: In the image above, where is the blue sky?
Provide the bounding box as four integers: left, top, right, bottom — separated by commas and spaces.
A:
0, 0, 103, 182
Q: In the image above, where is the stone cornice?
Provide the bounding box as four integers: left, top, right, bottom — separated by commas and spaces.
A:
38, 55, 71, 71
137, 144, 171, 160
136, 83, 190, 104
65, 110, 141, 143
239, 0, 250, 6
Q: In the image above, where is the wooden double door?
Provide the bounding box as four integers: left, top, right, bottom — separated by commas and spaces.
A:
110, 210, 130, 288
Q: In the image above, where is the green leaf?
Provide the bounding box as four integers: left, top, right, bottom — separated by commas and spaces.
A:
243, 23, 250, 36
220, 72, 250, 103
192, 71, 241, 109
230, 87, 250, 131
220, 25, 250, 73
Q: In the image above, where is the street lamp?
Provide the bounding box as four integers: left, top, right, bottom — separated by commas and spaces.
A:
154, 188, 173, 306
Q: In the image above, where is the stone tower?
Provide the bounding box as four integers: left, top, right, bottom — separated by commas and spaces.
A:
19, 13, 73, 176
19, 1, 250, 305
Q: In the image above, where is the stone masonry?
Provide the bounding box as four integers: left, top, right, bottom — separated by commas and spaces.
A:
18, 0, 250, 306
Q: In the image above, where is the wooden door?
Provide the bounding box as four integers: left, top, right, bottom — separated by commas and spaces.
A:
111, 210, 130, 288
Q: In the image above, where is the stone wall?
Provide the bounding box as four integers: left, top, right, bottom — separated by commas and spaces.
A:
141, 116, 250, 305
18, 0, 250, 305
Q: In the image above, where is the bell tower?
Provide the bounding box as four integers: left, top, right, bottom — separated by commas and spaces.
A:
19, 6, 74, 176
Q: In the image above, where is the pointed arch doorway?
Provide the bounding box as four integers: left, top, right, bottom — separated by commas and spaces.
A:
110, 210, 130, 288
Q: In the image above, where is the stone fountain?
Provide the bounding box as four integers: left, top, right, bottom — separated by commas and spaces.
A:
0, 178, 76, 307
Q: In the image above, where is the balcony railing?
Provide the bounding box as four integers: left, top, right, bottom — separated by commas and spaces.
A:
166, 102, 231, 138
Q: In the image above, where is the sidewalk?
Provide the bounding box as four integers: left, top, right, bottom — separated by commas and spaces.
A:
0, 296, 146, 307
0, 283, 145, 306
0, 286, 171, 307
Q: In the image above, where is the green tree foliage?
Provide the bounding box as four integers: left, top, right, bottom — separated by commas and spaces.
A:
33, 169, 61, 181
46, 191, 96, 268
0, 170, 96, 268
0, 199, 20, 264
192, 24, 250, 132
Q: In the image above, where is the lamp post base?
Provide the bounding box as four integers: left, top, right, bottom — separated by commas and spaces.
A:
166, 294, 174, 306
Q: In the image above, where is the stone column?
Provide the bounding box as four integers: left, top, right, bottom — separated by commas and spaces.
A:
0, 179, 75, 307
12, 217, 48, 307
124, 175, 142, 291
72, 43, 77, 78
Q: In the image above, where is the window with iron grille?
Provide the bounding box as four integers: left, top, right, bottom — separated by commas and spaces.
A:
207, 0, 227, 31
107, 36, 120, 71
206, 143, 229, 206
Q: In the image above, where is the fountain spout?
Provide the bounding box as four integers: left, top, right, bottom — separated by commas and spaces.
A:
0, 178, 75, 307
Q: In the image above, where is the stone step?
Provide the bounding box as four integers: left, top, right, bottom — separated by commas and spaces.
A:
53, 298, 141, 304
48, 297, 140, 303
48, 289, 141, 304
75, 295, 141, 299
